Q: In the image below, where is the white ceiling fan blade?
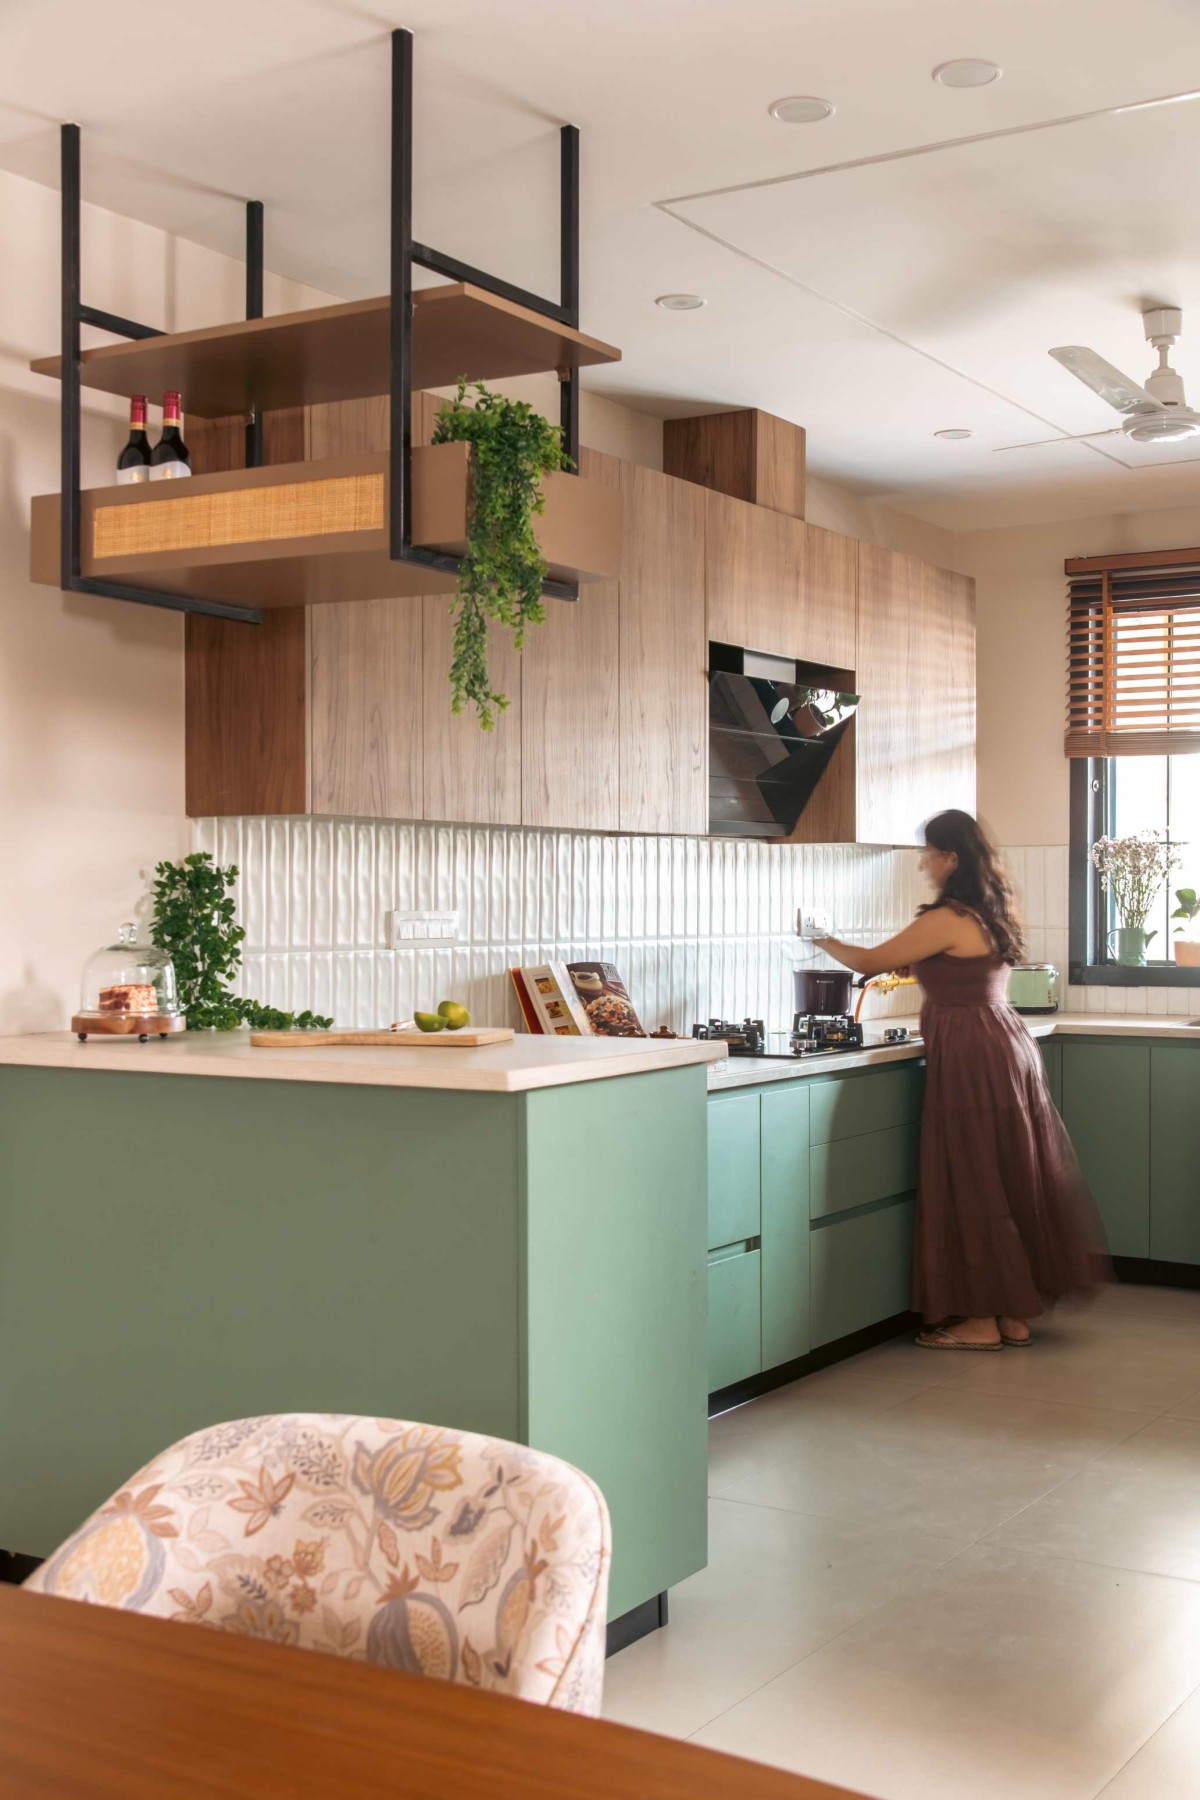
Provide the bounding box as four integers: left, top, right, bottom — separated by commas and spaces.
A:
1049, 346, 1158, 415
993, 429, 1124, 453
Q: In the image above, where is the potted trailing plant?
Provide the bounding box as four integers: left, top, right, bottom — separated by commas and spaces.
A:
432, 377, 572, 729
1090, 832, 1183, 966
1172, 886, 1200, 967
150, 853, 332, 1030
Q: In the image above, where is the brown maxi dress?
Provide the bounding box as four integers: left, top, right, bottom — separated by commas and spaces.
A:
912, 906, 1105, 1323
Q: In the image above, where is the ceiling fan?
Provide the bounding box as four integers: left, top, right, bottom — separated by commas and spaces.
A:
997, 307, 1200, 452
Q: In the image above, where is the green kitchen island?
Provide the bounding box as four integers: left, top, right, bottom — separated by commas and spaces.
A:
0, 1030, 721, 1636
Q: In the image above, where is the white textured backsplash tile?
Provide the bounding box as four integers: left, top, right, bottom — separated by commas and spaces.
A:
193, 818, 927, 1031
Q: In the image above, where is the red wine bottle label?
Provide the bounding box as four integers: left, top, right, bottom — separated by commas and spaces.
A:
149, 460, 190, 481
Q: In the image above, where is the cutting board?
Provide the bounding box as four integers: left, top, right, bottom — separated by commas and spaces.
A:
249, 1026, 515, 1050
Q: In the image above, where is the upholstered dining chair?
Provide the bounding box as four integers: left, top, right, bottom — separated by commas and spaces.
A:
24, 1414, 611, 1715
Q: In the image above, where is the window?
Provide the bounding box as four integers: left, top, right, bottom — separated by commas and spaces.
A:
1067, 551, 1200, 985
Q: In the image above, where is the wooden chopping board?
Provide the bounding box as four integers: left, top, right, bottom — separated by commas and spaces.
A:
249, 1026, 515, 1049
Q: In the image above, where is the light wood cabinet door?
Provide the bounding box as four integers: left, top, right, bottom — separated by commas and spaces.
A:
310, 600, 423, 819
705, 491, 856, 668
614, 458, 707, 836
421, 600, 523, 825
856, 545, 975, 846
520, 447, 620, 831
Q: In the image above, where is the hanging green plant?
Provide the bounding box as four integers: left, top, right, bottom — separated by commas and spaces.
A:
150, 853, 332, 1031
432, 377, 572, 729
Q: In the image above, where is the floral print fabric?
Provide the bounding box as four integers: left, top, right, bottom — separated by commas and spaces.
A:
25, 1414, 611, 1714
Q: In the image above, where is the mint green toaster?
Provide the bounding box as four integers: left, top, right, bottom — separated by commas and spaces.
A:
1007, 964, 1058, 1014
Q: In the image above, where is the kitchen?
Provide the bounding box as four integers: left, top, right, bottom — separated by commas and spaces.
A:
5, 6, 1200, 1800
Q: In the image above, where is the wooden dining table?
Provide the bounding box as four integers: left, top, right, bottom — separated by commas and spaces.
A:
0, 1585, 871, 1799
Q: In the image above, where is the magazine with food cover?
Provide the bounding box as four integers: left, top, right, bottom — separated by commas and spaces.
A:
510, 960, 646, 1037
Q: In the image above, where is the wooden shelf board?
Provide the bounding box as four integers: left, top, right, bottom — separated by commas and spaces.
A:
30, 445, 623, 610
30, 283, 620, 418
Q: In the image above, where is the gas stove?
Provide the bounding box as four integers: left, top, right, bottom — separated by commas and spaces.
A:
693, 1016, 915, 1060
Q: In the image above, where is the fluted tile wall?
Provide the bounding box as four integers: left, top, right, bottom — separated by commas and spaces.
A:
192, 818, 927, 1033
192, 824, 1200, 1027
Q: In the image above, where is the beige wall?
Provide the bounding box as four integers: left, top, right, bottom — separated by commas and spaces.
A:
805, 473, 957, 568
957, 502, 1200, 848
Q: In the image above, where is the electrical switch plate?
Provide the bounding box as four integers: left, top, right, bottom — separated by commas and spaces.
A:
388, 910, 460, 947
797, 908, 832, 939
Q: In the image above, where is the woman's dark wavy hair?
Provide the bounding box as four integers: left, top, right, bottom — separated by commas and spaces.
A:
918, 809, 1025, 965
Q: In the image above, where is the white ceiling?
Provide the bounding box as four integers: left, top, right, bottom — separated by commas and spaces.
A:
4, 0, 1200, 528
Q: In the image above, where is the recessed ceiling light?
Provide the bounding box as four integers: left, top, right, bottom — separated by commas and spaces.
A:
934, 428, 973, 440
655, 293, 707, 311
933, 58, 1001, 88
768, 95, 835, 125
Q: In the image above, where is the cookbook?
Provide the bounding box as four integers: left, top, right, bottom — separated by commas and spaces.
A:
510, 961, 646, 1037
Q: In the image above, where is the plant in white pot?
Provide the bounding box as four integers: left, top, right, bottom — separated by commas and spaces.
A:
1172, 887, 1200, 967
1090, 832, 1183, 967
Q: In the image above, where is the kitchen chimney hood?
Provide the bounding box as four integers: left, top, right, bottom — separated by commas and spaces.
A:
708, 643, 859, 839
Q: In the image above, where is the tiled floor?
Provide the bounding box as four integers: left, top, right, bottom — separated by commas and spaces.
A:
604, 1284, 1200, 1799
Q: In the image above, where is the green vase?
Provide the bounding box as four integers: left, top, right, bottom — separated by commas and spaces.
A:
1115, 927, 1150, 967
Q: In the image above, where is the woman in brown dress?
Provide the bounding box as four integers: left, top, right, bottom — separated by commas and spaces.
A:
816, 810, 1104, 1350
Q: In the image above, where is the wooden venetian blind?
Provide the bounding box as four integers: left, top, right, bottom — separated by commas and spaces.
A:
1066, 557, 1200, 757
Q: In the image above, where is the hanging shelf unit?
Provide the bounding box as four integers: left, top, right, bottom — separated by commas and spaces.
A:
30, 29, 623, 624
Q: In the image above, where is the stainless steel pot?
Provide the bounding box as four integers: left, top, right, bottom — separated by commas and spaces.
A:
793, 967, 853, 1017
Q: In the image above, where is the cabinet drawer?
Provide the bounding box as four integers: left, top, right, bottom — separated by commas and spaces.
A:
811, 1199, 914, 1348
809, 1066, 923, 1146
707, 1090, 761, 1249
810, 1124, 919, 1221
708, 1248, 762, 1392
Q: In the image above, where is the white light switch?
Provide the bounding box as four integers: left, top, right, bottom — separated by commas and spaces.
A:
388, 910, 460, 947
797, 908, 832, 939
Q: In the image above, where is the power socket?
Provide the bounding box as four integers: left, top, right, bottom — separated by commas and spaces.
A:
388, 910, 460, 947
796, 908, 832, 939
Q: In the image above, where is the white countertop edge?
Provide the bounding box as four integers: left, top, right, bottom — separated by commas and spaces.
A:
707, 1012, 1200, 1090
0, 1031, 726, 1094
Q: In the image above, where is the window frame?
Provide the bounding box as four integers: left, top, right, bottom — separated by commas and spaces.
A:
1068, 756, 1194, 986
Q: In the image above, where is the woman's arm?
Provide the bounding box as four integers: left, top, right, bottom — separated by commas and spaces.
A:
815, 909, 960, 979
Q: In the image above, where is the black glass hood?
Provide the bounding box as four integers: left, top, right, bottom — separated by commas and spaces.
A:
708, 645, 859, 839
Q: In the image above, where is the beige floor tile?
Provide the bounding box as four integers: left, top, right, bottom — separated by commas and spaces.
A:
712, 1385, 1152, 1543
1084, 1282, 1200, 1323
950, 1309, 1200, 1414
836, 1333, 980, 1387
709, 1366, 926, 1494
1167, 1387, 1200, 1422
987, 1417, 1200, 1581
602, 1497, 960, 1740
691, 1543, 1200, 1800
1099, 1684, 1200, 1797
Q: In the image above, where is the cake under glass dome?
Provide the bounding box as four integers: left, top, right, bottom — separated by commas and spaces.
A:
73, 923, 186, 1040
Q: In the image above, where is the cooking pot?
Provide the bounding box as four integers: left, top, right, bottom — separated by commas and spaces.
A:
793, 967, 853, 1017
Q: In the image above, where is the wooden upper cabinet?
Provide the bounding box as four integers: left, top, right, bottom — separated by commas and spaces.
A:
310, 599, 423, 819
421, 601, 523, 826
855, 544, 975, 846
606, 456, 707, 836
520, 447, 620, 832
704, 491, 856, 668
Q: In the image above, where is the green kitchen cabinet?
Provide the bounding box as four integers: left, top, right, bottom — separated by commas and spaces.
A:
808, 1064, 923, 1145
707, 1247, 762, 1391
810, 1124, 920, 1221
760, 1084, 811, 1368
0, 1062, 709, 1624
811, 1198, 915, 1347
707, 1089, 762, 1249
1038, 1038, 1063, 1112
1062, 1042, 1150, 1258
1150, 1047, 1200, 1264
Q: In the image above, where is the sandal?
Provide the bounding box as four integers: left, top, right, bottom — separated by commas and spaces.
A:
1001, 1332, 1032, 1348
915, 1329, 1002, 1352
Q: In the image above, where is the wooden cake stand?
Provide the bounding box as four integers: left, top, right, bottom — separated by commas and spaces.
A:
72, 1014, 187, 1043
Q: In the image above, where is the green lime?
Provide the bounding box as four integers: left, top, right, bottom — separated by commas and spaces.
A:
437, 1000, 471, 1031
413, 1011, 447, 1033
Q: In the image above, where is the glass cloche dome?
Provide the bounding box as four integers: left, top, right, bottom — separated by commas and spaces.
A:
74, 923, 185, 1040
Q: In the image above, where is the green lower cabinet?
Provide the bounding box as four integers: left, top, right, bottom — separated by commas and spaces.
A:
707, 1247, 762, 1391
1038, 1038, 1063, 1112
811, 1198, 915, 1347
707, 1089, 762, 1250
760, 1085, 811, 1367
810, 1124, 919, 1222
1150, 1047, 1200, 1264
1062, 1042, 1150, 1257
809, 1064, 923, 1145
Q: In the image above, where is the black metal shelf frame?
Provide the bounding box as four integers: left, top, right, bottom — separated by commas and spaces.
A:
57, 26, 581, 625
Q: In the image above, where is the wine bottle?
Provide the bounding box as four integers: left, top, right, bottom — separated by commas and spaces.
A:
116, 395, 151, 484
149, 391, 191, 480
